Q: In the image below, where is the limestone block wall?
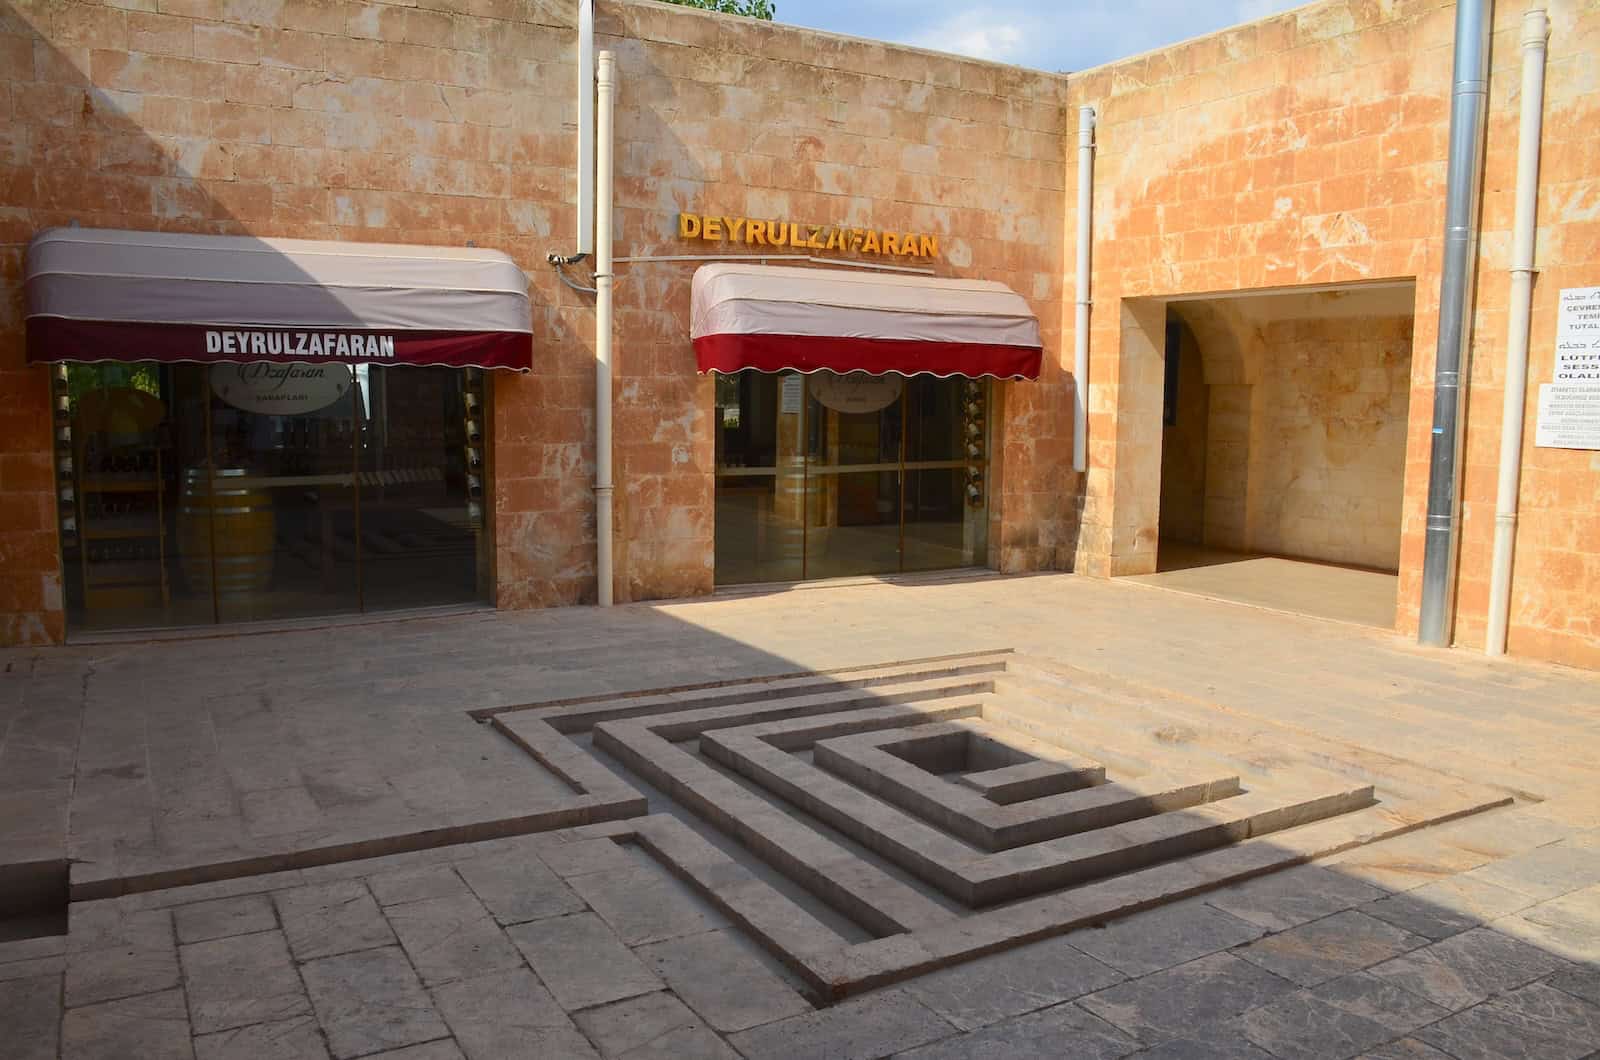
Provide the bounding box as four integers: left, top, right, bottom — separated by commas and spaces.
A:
592, 1, 1072, 599
1247, 314, 1413, 571
1070, 0, 1600, 667
0, 0, 1071, 641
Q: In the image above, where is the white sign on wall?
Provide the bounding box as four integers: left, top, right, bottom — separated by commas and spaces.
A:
1535, 385, 1600, 450
1535, 287, 1600, 450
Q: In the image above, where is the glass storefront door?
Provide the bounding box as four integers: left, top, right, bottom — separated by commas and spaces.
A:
52, 361, 489, 633
714, 370, 990, 584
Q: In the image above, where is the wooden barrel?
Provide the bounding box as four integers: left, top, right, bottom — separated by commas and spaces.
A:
178, 468, 275, 594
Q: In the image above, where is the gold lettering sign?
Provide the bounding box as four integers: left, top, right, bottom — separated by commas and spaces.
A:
676, 212, 939, 260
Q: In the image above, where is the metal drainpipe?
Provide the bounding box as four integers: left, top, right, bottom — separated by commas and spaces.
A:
1073, 106, 1095, 474
576, 0, 595, 256
1419, 0, 1493, 647
1486, 7, 1550, 655
595, 50, 615, 606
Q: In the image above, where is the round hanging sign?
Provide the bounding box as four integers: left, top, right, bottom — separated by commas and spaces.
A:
211, 362, 352, 415
808, 371, 903, 414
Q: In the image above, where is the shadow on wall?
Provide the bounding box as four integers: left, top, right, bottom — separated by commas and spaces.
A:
0, 8, 571, 638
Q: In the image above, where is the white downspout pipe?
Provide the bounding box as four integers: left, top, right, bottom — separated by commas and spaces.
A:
1073, 106, 1095, 473
594, 50, 615, 606
1486, 7, 1550, 655
576, 0, 595, 255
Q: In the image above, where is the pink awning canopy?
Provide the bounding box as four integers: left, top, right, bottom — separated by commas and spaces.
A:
690, 262, 1043, 380
25, 228, 533, 371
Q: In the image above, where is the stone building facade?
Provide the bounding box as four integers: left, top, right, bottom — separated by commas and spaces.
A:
1, 0, 1596, 668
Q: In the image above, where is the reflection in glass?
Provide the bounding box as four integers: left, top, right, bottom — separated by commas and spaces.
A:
714, 371, 804, 583
712, 369, 990, 585
52, 360, 489, 633
358, 366, 485, 611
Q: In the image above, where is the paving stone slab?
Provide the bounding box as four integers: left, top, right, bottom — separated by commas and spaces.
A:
64, 941, 181, 1008
572, 990, 738, 1059
193, 1015, 330, 1060
0, 973, 62, 1060
568, 862, 727, 946
1354, 1040, 1457, 1060
506, 912, 660, 1013
902, 934, 1123, 1031
1368, 927, 1574, 1011
1239, 989, 1414, 1060
1310, 971, 1451, 1034
1078, 952, 1298, 1043
1236, 909, 1429, 987
386, 894, 526, 987
635, 929, 811, 1033
1415, 980, 1600, 1060
1495, 884, 1600, 964
894, 1000, 1137, 1060
1362, 889, 1500, 942
364, 1042, 463, 1060
1547, 967, 1600, 1007
453, 851, 585, 926
0, 954, 66, 982
1066, 899, 1268, 977
1128, 1030, 1277, 1059
1204, 864, 1389, 932
431, 968, 597, 1060
120, 871, 308, 911
536, 836, 638, 879
1465, 842, 1600, 901
180, 930, 310, 1034
0, 933, 68, 964
366, 865, 472, 908
1402, 873, 1537, 926
300, 945, 449, 1060
1322, 830, 1500, 893
67, 901, 174, 953
174, 895, 278, 944
728, 987, 955, 1060
60, 987, 194, 1060
274, 880, 396, 961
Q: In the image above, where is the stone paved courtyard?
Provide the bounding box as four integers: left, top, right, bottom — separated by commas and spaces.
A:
3, 572, 1599, 1058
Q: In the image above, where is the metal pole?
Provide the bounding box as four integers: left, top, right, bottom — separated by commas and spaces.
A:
576, 0, 595, 256
594, 50, 615, 606
1419, 0, 1493, 647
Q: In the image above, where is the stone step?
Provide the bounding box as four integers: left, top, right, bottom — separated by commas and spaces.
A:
592, 705, 978, 938
491, 652, 1013, 733
959, 758, 1105, 804
634, 677, 1000, 743
810, 725, 1238, 850
963, 781, 1377, 904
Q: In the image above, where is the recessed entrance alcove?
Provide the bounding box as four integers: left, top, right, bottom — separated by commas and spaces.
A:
1116, 283, 1416, 629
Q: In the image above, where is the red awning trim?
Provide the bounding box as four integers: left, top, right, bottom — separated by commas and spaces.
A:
28, 318, 532, 372
693, 333, 1043, 380
689, 263, 1044, 381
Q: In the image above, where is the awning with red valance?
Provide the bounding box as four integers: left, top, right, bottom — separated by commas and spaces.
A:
24, 228, 533, 371
690, 262, 1042, 380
